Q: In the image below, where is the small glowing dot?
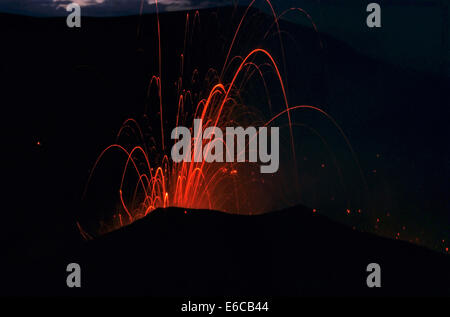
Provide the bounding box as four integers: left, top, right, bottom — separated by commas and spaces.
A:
446, 247, 448, 252
321, 164, 325, 168
376, 218, 380, 223
402, 226, 406, 230
312, 209, 317, 213
346, 209, 351, 214
184, 210, 187, 214
397, 232, 400, 237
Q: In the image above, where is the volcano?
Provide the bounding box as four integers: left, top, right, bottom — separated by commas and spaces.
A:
1, 3, 449, 298
15, 205, 448, 296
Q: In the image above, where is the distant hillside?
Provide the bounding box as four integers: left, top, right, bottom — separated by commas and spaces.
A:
0, 0, 447, 75
261, 0, 449, 76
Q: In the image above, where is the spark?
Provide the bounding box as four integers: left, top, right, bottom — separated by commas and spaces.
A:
81, 1, 366, 237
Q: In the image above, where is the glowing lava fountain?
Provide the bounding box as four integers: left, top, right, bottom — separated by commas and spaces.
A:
81, 1, 362, 236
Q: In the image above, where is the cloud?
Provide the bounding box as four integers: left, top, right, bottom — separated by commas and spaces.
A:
52, 0, 105, 10
55, 0, 104, 7
148, 0, 193, 12
0, 0, 232, 16
51, 0, 214, 14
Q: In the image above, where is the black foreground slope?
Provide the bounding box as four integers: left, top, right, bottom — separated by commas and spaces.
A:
48, 205, 450, 296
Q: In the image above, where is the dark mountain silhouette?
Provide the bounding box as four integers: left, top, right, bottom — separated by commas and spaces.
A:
10, 205, 450, 296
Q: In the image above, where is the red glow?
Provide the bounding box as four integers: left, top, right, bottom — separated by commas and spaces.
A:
82, 1, 365, 235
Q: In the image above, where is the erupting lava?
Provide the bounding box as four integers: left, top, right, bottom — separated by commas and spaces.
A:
82, 1, 360, 236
